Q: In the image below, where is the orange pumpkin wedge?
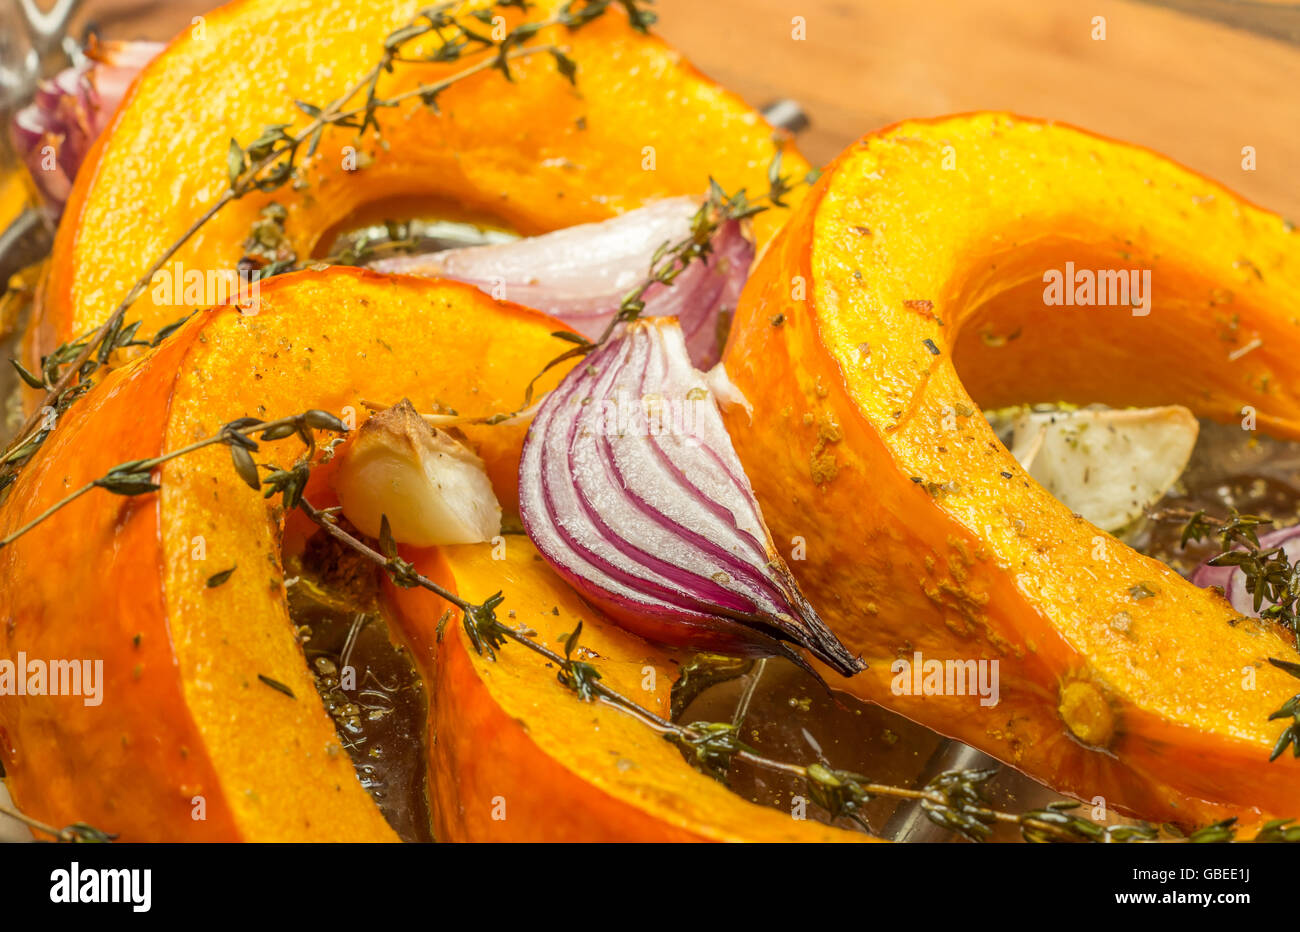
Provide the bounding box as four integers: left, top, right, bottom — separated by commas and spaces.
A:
723, 112, 1300, 829
0, 267, 578, 840
383, 541, 869, 842
32, 0, 807, 366
1, 265, 866, 841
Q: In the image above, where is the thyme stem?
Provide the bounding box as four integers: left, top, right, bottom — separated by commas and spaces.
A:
731, 656, 766, 728
0, 413, 337, 550
0, 484, 94, 549
292, 505, 1188, 842
297, 498, 472, 613
0, 801, 115, 843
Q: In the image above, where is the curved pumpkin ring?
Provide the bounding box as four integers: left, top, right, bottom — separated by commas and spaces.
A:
0, 267, 863, 841
31, 0, 805, 365
390, 542, 867, 842
724, 112, 1300, 828
4, 269, 562, 840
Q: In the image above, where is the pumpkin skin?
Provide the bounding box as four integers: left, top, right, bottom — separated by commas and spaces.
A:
384, 542, 869, 842
31, 0, 807, 367
723, 113, 1300, 829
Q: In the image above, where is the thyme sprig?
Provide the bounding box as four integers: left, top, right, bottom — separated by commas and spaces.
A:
666, 721, 752, 781
0, 0, 646, 490
1265, 657, 1300, 761
0, 802, 115, 844
556, 621, 604, 700
1169, 508, 1300, 761
299, 499, 486, 631
599, 179, 767, 340
288, 492, 1287, 842
510, 162, 816, 412
0, 410, 346, 550
294, 488, 1297, 841
1174, 507, 1300, 632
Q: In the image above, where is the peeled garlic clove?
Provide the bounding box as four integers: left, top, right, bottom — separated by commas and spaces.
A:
1008, 405, 1199, 532
331, 399, 501, 546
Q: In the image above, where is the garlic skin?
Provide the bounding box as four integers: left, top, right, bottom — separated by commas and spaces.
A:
331, 399, 501, 547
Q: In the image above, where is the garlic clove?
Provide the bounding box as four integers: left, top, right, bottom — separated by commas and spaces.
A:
1007, 405, 1199, 532
331, 399, 501, 547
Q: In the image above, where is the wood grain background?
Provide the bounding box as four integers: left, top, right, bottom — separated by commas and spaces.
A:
652, 0, 1300, 218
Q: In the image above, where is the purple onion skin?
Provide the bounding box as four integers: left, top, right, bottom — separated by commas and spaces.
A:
519, 317, 864, 677
11, 41, 162, 216
1191, 524, 1300, 617
1188, 558, 1234, 592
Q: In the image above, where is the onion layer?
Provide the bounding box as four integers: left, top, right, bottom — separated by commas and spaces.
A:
519, 317, 864, 677
370, 197, 752, 368
11, 40, 161, 214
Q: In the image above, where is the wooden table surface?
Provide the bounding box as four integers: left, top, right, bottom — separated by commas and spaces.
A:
653, 0, 1300, 219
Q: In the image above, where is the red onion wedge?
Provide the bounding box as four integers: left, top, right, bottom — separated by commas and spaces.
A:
519, 317, 865, 677
370, 197, 752, 368
1191, 524, 1300, 618
11, 40, 162, 214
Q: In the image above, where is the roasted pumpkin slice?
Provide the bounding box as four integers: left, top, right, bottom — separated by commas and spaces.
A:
0, 268, 579, 840
723, 113, 1300, 828
384, 542, 868, 842
33, 0, 806, 364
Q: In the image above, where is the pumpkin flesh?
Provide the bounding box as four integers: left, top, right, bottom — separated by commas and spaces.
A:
2, 267, 869, 841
